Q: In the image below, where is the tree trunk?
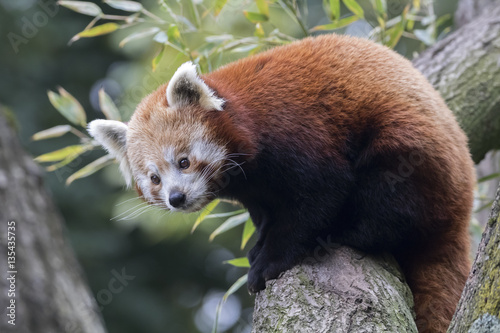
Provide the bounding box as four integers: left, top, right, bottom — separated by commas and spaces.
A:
0, 110, 106, 333
447, 184, 500, 332
413, 4, 500, 164
454, 0, 499, 27
252, 3, 500, 332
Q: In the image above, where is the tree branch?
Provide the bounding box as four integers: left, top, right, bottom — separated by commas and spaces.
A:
413, 4, 500, 163
252, 247, 417, 332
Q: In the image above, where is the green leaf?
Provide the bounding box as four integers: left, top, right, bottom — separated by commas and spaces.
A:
58, 1, 103, 16
435, 14, 452, 29
329, 0, 340, 20
375, 0, 386, 15
205, 34, 233, 44
98, 88, 121, 121
191, 199, 220, 233
310, 15, 358, 31
32, 125, 72, 141
66, 154, 114, 185
256, 0, 269, 16
254, 23, 265, 37
241, 218, 255, 249
167, 24, 181, 43
477, 173, 500, 183
223, 274, 248, 301
103, 0, 142, 12
386, 5, 408, 48
224, 257, 250, 268
243, 11, 269, 23
213, 0, 228, 16
77, 23, 120, 38
342, 0, 364, 18
231, 44, 259, 53
45, 145, 94, 172
413, 28, 434, 46
151, 45, 165, 72
35, 145, 89, 163
212, 274, 248, 333
204, 209, 247, 219
209, 212, 250, 241
119, 27, 160, 47
48, 87, 86, 126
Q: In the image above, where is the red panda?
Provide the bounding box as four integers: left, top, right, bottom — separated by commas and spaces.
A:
88, 34, 475, 333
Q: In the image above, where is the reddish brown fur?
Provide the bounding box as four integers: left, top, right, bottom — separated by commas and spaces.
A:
129, 35, 474, 332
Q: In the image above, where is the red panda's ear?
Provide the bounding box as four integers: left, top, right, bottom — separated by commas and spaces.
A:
88, 119, 132, 187
166, 61, 225, 111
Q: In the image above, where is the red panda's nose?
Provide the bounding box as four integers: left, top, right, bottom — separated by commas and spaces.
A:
169, 191, 186, 208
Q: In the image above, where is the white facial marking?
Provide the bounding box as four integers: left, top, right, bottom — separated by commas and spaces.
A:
87, 119, 132, 187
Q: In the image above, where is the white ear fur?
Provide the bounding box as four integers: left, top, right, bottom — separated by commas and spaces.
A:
88, 119, 132, 187
166, 61, 225, 111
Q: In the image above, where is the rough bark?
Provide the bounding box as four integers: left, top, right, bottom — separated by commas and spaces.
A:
0, 110, 106, 333
252, 247, 417, 333
252, 3, 500, 332
447, 184, 500, 333
413, 4, 500, 164
455, 0, 499, 27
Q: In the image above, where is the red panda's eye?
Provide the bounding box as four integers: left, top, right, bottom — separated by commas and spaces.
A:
179, 158, 190, 169
151, 174, 161, 185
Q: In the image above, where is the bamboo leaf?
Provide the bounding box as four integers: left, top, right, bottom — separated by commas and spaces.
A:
213, 0, 228, 16
66, 154, 114, 185
103, 0, 142, 12
191, 199, 221, 233
256, 0, 269, 16
58, 1, 102, 16
77, 22, 119, 38
413, 28, 434, 46
386, 5, 408, 48
151, 45, 165, 72
205, 34, 233, 44
231, 44, 259, 53
204, 209, 247, 219
243, 11, 269, 23
310, 15, 358, 31
375, 0, 386, 15
167, 24, 181, 43
45, 145, 93, 171
223, 274, 248, 301
254, 23, 265, 37
223, 257, 250, 268
98, 88, 121, 121
48, 87, 86, 127
329, 0, 340, 20
119, 27, 160, 47
212, 274, 248, 333
342, 0, 364, 18
35, 145, 89, 163
478, 173, 500, 183
32, 125, 72, 141
209, 212, 250, 241
241, 218, 255, 249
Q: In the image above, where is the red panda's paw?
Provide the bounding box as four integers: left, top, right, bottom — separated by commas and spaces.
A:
247, 252, 291, 294
247, 264, 266, 294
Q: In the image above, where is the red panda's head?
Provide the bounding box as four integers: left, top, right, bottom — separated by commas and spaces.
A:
88, 62, 233, 212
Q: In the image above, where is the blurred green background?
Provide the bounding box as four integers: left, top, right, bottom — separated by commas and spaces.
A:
1, 0, 477, 332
